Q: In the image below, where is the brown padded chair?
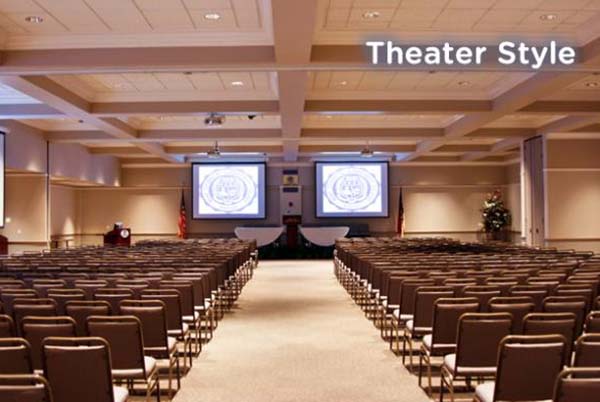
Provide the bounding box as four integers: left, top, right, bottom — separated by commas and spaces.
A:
390, 278, 435, 353
0, 289, 38, 317
555, 284, 595, 311
31, 280, 66, 298
402, 286, 454, 368
47, 289, 86, 315
94, 288, 134, 315
86, 316, 159, 402
73, 280, 108, 300
585, 311, 600, 334
543, 296, 587, 337
12, 299, 58, 335
508, 285, 548, 311
159, 280, 201, 354
440, 313, 513, 402
141, 289, 193, 367
0, 374, 53, 402
0, 314, 16, 337
419, 297, 480, 395
115, 280, 150, 299
0, 338, 33, 374
488, 296, 535, 334
473, 334, 567, 402
21, 317, 77, 372
41, 337, 128, 402
119, 299, 180, 397
523, 312, 577, 365
65, 300, 112, 336
553, 368, 600, 402
463, 286, 501, 313
573, 333, 600, 369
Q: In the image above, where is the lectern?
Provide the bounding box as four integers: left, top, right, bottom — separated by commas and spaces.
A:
103, 225, 131, 247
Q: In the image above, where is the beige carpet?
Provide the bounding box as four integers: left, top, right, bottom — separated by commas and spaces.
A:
171, 260, 432, 402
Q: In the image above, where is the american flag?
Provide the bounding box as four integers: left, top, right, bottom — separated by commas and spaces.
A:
177, 189, 187, 239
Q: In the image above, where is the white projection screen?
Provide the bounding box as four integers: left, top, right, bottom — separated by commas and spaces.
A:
192, 162, 266, 220
0, 132, 4, 228
315, 161, 389, 218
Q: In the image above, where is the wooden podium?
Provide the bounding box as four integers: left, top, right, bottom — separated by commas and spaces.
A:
103, 227, 131, 247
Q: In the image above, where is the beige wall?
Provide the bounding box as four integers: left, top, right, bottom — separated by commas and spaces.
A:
51, 185, 81, 237
545, 139, 600, 252
75, 164, 516, 238
0, 174, 47, 253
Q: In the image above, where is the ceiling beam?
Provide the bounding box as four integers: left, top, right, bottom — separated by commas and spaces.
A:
520, 101, 600, 114
537, 115, 600, 134
0, 104, 63, 119
461, 138, 523, 161
92, 100, 279, 116
0, 75, 179, 163
272, 0, 318, 162
0, 47, 275, 75
299, 144, 416, 153
301, 127, 444, 139
305, 99, 491, 113
165, 145, 281, 154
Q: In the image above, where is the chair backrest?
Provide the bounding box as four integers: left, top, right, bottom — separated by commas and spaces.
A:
65, 301, 112, 336
543, 296, 587, 337
523, 312, 576, 365
73, 280, 108, 300
141, 289, 183, 331
159, 280, 195, 316
0, 374, 53, 402
31, 280, 66, 298
0, 314, 15, 337
430, 297, 479, 350
13, 299, 58, 332
488, 296, 535, 334
119, 300, 169, 354
585, 311, 600, 334
411, 286, 454, 330
509, 285, 548, 311
21, 317, 77, 371
0, 290, 38, 316
94, 288, 134, 314
115, 280, 150, 299
454, 312, 512, 369
399, 279, 435, 316
553, 368, 600, 402
86, 315, 147, 376
494, 334, 566, 402
42, 337, 115, 402
0, 338, 33, 374
463, 286, 502, 312
574, 333, 600, 368
47, 289, 86, 315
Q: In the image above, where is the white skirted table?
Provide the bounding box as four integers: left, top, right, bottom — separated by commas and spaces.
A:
299, 226, 350, 247
234, 226, 285, 247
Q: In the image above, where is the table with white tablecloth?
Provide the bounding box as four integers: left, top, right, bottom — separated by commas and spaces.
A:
299, 226, 350, 247
234, 226, 285, 247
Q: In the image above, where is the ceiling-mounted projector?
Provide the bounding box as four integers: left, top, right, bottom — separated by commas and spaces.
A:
360, 143, 374, 158
204, 113, 225, 126
207, 141, 221, 158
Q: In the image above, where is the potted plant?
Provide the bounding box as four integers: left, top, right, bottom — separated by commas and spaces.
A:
480, 190, 512, 242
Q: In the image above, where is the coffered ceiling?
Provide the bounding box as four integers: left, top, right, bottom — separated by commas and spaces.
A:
0, 0, 598, 177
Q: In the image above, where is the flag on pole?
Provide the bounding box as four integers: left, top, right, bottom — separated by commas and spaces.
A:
177, 189, 187, 239
396, 187, 405, 237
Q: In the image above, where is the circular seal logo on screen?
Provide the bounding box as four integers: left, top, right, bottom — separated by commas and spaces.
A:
324, 167, 380, 211
201, 168, 257, 213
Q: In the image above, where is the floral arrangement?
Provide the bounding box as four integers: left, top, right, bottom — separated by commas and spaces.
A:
481, 190, 511, 233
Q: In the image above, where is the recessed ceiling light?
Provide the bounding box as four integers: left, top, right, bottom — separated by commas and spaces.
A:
338, 80, 348, 86
231, 81, 244, 86
540, 13, 557, 21
204, 12, 221, 20
585, 82, 599, 88
25, 16, 44, 23
362, 11, 380, 19
458, 80, 472, 87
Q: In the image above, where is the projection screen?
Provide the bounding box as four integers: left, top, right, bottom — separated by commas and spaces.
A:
192, 162, 266, 219
315, 161, 389, 218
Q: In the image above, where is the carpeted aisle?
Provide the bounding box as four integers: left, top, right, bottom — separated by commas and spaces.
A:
174, 260, 431, 402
